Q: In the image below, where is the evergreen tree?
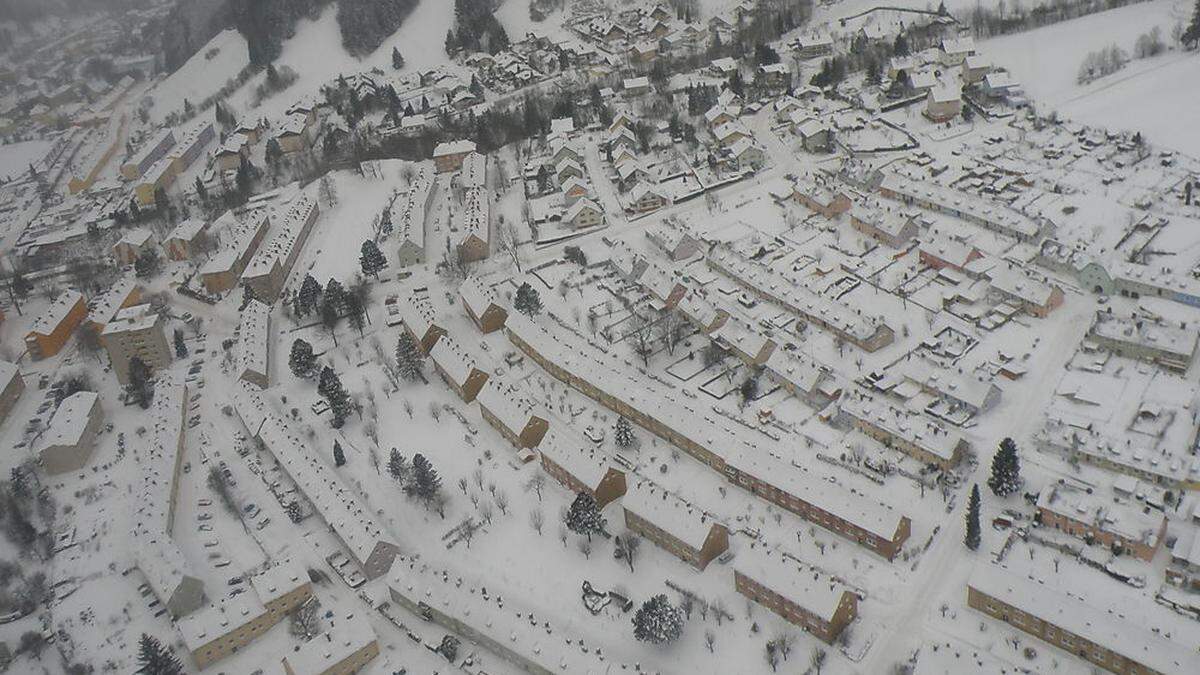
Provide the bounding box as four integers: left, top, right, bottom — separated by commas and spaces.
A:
319, 367, 351, 428
126, 357, 153, 409
194, 176, 208, 202
295, 275, 322, 317
614, 416, 634, 448
173, 328, 188, 358
333, 440, 346, 467
134, 249, 160, 278
344, 293, 366, 337
387, 448, 409, 484
565, 492, 605, 541
965, 484, 982, 551
395, 333, 424, 382
392, 46, 405, 70
236, 155, 254, 198
407, 453, 442, 504
360, 240, 387, 277
514, 282, 542, 317
289, 338, 316, 378
129, 197, 141, 222
632, 595, 684, 645
265, 138, 283, 171
1184, 0, 1200, 49
893, 33, 910, 57
136, 633, 184, 675
987, 437, 1021, 497
323, 279, 347, 316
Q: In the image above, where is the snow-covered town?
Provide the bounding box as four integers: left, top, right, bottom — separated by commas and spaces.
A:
1, 0, 1200, 673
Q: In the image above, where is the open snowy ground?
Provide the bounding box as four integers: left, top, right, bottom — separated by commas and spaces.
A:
0, 139, 54, 181
983, 0, 1200, 154
145, 29, 250, 125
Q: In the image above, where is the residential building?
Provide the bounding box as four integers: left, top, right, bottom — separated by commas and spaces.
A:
162, 218, 209, 260
536, 430, 627, 508
238, 300, 270, 388
101, 304, 170, 385
987, 266, 1064, 317
457, 183, 489, 263
399, 293, 445, 354
395, 168, 435, 267
276, 111, 316, 154
794, 179, 852, 217
1087, 312, 1197, 373
646, 222, 701, 261
433, 139, 477, 173
25, 290, 87, 360
199, 212, 270, 294
940, 36, 976, 66
850, 206, 918, 248
112, 227, 156, 265
134, 155, 178, 206
281, 614, 379, 675
242, 190, 320, 300
121, 128, 175, 179
967, 565, 1199, 675
924, 86, 962, 123
0, 362, 24, 430
628, 181, 669, 214
623, 481, 729, 571
39, 391, 102, 474
735, 546, 858, 643
563, 198, 604, 229
213, 133, 249, 171
429, 338, 489, 403
476, 377, 549, 452
1036, 486, 1167, 561
878, 174, 1042, 242
459, 276, 508, 333
85, 276, 141, 331
839, 392, 969, 471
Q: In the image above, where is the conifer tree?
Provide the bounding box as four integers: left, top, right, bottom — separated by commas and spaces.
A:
614, 416, 634, 448
395, 333, 423, 382
514, 282, 542, 317
632, 595, 684, 644
965, 484, 982, 551
295, 274, 322, 317
987, 437, 1021, 497
289, 338, 316, 378
392, 46, 405, 69
565, 492, 606, 541
407, 453, 442, 504
360, 240, 387, 278
333, 440, 346, 467
387, 448, 409, 485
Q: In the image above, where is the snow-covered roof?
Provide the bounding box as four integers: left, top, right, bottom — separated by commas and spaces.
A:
563, 198, 602, 223
1090, 312, 1198, 361
86, 276, 138, 325
1036, 485, 1165, 549
839, 391, 966, 463
29, 290, 84, 337
475, 375, 543, 439
243, 188, 318, 281
43, 391, 98, 449
763, 348, 830, 397
433, 139, 476, 158
101, 303, 161, 336
967, 564, 1200, 674
395, 168, 433, 249
459, 183, 489, 246
623, 479, 725, 551
460, 152, 486, 189
117, 227, 154, 248
879, 174, 1040, 240
399, 292, 440, 341
127, 128, 175, 170
200, 211, 268, 276
536, 429, 618, 490
941, 36, 975, 55
282, 614, 377, 675
429, 337, 482, 388
237, 299, 270, 384
734, 545, 852, 621
987, 266, 1056, 306
165, 217, 208, 243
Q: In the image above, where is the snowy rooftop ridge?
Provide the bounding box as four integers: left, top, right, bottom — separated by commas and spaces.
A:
243, 188, 318, 279
86, 275, 138, 326
237, 299, 270, 385
28, 290, 84, 337
734, 543, 855, 621
623, 478, 726, 550
395, 167, 434, 247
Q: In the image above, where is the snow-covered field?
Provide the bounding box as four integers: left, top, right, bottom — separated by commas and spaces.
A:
145, 29, 250, 124
983, 0, 1200, 154
0, 139, 54, 181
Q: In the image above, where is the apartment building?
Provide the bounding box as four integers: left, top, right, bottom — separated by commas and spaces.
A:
457, 183, 490, 263
1088, 312, 1198, 373
281, 614, 379, 675
242, 191, 320, 300
967, 565, 1199, 675
199, 212, 270, 294
112, 227, 156, 265
398, 293, 446, 354
121, 128, 175, 179
476, 377, 549, 452
622, 481, 729, 571
536, 430, 627, 508
25, 290, 88, 360
839, 392, 969, 471
0, 361, 24, 430
163, 218, 210, 261
1036, 486, 1167, 562
459, 276, 508, 333
432, 139, 477, 173
734, 546, 858, 643
394, 168, 434, 268
40, 391, 103, 474
101, 304, 170, 385
429, 337, 489, 403
237, 300, 270, 388
178, 561, 313, 669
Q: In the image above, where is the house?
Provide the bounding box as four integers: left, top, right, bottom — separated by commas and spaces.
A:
213, 133, 249, 171
615, 161, 649, 192
25, 291, 88, 360
710, 57, 738, 76
987, 266, 1064, 318
39, 391, 103, 474
924, 86, 962, 123
704, 104, 736, 129
0, 361, 24, 429
275, 112, 315, 154
849, 206, 918, 248
162, 218, 209, 260
735, 547, 858, 643
961, 54, 992, 84
1037, 486, 1167, 561
460, 276, 508, 333
646, 223, 701, 261
757, 63, 790, 91
981, 71, 1020, 100
399, 294, 446, 354
112, 227, 156, 265
727, 138, 765, 171
629, 41, 658, 63
233, 118, 263, 144
563, 198, 605, 230
795, 118, 833, 152
622, 481, 729, 571
919, 237, 983, 273
537, 430, 627, 508
710, 318, 777, 366
628, 182, 669, 214
433, 139, 477, 173
796, 33, 834, 58
794, 179, 852, 217
940, 36, 976, 66
560, 176, 591, 206
712, 120, 751, 147
623, 76, 651, 97
430, 338, 490, 403
476, 377, 549, 452
554, 158, 584, 186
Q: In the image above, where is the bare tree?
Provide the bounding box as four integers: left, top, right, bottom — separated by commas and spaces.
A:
525, 473, 546, 501
529, 508, 545, 535
705, 630, 716, 653
479, 502, 494, 525
811, 647, 826, 675
494, 490, 509, 515
578, 538, 592, 559
289, 597, 321, 638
